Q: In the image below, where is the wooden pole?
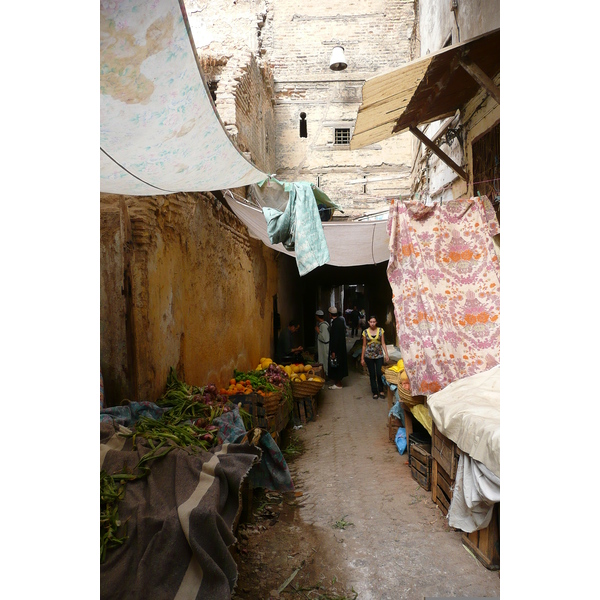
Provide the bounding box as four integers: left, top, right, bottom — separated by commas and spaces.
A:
459, 57, 500, 105
408, 125, 468, 181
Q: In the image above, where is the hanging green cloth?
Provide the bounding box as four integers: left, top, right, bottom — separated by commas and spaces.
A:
262, 181, 330, 276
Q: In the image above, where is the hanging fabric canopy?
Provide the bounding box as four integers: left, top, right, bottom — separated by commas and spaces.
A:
101, 0, 391, 268
100, 0, 267, 195
225, 190, 391, 268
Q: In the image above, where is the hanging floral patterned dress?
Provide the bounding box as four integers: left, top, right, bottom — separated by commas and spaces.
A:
387, 195, 500, 395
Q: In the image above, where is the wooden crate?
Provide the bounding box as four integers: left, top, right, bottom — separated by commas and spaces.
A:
462, 503, 500, 570
431, 458, 453, 516
304, 395, 317, 422
409, 443, 432, 491
388, 415, 402, 442
408, 432, 431, 460
431, 422, 459, 480
293, 396, 316, 425
267, 400, 291, 435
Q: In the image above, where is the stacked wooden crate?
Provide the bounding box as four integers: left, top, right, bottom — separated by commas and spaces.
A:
293, 396, 317, 425
431, 422, 459, 516
462, 502, 500, 570
231, 394, 268, 429
409, 442, 432, 491
388, 415, 402, 442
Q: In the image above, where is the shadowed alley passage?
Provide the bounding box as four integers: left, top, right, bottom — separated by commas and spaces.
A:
287, 357, 500, 600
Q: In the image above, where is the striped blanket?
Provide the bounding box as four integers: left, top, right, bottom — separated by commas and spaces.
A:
100, 421, 261, 600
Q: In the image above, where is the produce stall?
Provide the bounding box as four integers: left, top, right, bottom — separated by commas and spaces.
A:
289, 364, 325, 425
384, 361, 500, 570
100, 358, 309, 599
427, 365, 500, 570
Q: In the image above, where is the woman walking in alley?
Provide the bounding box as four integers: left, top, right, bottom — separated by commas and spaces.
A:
360, 316, 389, 399
327, 307, 348, 389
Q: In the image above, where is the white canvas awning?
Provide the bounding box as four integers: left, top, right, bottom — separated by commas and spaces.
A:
100, 0, 391, 267
100, 0, 267, 195
225, 191, 390, 267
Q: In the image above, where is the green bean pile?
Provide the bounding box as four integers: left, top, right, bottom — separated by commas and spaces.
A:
101, 367, 253, 563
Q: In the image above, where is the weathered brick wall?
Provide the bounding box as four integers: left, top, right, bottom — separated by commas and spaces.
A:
264, 1, 417, 216
263, 2, 416, 78
184, 0, 417, 216
100, 191, 279, 405
234, 54, 276, 173
185, 0, 275, 172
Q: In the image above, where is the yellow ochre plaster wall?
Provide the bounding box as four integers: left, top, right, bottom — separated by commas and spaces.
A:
100, 191, 279, 406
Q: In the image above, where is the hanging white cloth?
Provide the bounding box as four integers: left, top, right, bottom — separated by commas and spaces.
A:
448, 452, 500, 532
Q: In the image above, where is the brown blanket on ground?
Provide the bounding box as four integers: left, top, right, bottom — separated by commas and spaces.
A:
100, 422, 261, 600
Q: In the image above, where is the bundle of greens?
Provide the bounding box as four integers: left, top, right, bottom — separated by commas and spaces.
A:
101, 368, 253, 563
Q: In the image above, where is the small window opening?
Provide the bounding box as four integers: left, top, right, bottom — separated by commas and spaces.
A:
334, 128, 351, 145
208, 81, 218, 102
299, 112, 307, 138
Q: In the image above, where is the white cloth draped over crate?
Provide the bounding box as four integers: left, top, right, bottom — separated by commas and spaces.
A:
449, 453, 500, 532
427, 365, 500, 532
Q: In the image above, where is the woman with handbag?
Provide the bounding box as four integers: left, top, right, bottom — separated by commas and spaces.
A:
360, 316, 389, 399
327, 307, 348, 389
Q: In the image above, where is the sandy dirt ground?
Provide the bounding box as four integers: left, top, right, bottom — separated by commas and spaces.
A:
232, 351, 500, 600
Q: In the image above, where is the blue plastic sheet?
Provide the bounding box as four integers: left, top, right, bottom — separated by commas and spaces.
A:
394, 427, 407, 455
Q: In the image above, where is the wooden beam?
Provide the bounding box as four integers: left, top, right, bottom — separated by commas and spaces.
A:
459, 57, 500, 105
408, 125, 468, 181
345, 174, 407, 185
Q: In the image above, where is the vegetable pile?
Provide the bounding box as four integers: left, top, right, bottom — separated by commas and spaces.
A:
101, 359, 298, 563
101, 368, 246, 563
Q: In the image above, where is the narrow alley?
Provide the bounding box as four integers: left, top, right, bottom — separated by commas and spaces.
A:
233, 342, 500, 600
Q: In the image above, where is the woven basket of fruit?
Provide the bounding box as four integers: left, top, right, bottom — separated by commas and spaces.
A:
397, 385, 426, 408
291, 380, 324, 398
290, 369, 325, 398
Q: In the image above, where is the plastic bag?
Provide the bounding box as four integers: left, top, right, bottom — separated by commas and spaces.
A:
394, 427, 407, 455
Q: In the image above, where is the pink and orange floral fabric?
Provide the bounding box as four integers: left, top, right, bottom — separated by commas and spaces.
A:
387, 196, 500, 395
